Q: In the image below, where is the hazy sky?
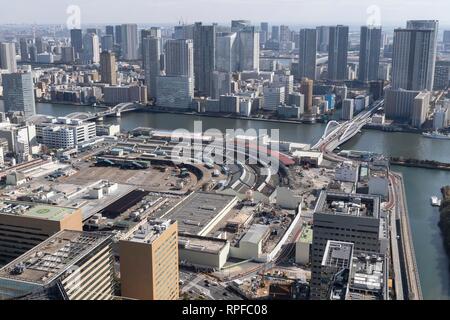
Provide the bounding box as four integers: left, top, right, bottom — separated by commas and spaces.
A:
0, 0, 449, 28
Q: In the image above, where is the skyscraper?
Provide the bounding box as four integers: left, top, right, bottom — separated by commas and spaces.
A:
164, 39, 194, 79
231, 20, 251, 32
19, 38, 29, 62
194, 23, 216, 97
358, 26, 382, 82
216, 32, 238, 73
328, 25, 349, 80
3, 72, 36, 119
70, 29, 83, 58
121, 24, 139, 60
143, 37, 161, 99
391, 28, 434, 91
105, 25, 115, 43
0, 43, 17, 73
119, 219, 179, 300
260, 22, 269, 44
316, 26, 330, 52
271, 26, 280, 42
298, 28, 317, 80
115, 25, 122, 45
405, 20, 439, 90
141, 27, 161, 59
82, 33, 100, 64
238, 27, 260, 72
300, 78, 314, 114
101, 35, 114, 52
100, 51, 117, 85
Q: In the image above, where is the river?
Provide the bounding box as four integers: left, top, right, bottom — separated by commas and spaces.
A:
2, 101, 450, 299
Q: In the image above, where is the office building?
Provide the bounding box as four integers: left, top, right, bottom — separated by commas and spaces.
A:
105, 25, 115, 43
260, 22, 269, 44
309, 191, 388, 300
143, 37, 161, 99
219, 95, 240, 113
342, 99, 355, 120
359, 26, 382, 82
2, 72, 36, 119
140, 27, 161, 60
317, 26, 330, 52
328, 25, 349, 80
273, 74, 294, 101
406, 20, 439, 90
238, 27, 260, 72
231, 20, 251, 32
280, 25, 290, 43
0, 230, 114, 300
100, 51, 117, 85
115, 25, 122, 45
0, 43, 17, 73
103, 85, 147, 105
0, 200, 82, 265
271, 26, 280, 42
156, 76, 194, 109
298, 29, 317, 80
194, 23, 216, 97
61, 47, 75, 64
121, 24, 139, 60
36, 118, 97, 149
101, 35, 114, 52
211, 71, 232, 99
164, 39, 194, 78
120, 219, 179, 300
263, 86, 285, 111
433, 105, 449, 130
318, 240, 354, 300
300, 78, 314, 114
216, 32, 238, 73
288, 92, 305, 110
19, 38, 29, 62
70, 29, 83, 58
82, 33, 100, 64
385, 88, 421, 122
411, 91, 431, 128
391, 28, 435, 91
434, 60, 450, 90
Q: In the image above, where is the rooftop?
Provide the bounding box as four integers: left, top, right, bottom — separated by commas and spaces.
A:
315, 191, 380, 219
179, 233, 228, 254
161, 192, 237, 235
0, 230, 111, 285
297, 225, 313, 244
124, 219, 175, 244
0, 201, 77, 222
348, 252, 387, 300
322, 240, 354, 269
240, 224, 270, 245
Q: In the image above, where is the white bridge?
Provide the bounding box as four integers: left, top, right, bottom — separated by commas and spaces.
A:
65, 102, 141, 121
313, 99, 385, 152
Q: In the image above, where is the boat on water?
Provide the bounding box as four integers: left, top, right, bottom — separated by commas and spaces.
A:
422, 131, 450, 140
431, 196, 442, 207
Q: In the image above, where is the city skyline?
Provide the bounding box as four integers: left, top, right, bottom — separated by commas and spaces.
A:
0, 0, 449, 28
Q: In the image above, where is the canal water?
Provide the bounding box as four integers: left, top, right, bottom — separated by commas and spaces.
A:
2, 101, 450, 299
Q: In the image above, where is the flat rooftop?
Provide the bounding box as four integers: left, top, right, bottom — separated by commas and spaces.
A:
322, 240, 354, 269
161, 192, 237, 235
349, 252, 387, 300
123, 219, 175, 244
315, 191, 380, 218
0, 230, 111, 285
179, 233, 228, 254
0, 201, 77, 222
297, 225, 313, 244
